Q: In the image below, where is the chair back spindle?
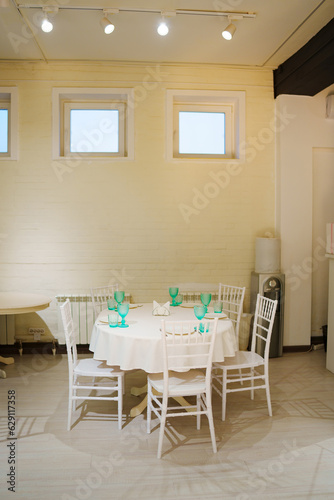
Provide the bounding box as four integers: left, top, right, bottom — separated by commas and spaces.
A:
218, 284, 246, 346
90, 284, 119, 317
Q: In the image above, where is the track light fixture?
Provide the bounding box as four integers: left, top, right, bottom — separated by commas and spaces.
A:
100, 8, 119, 34
28, 6, 255, 38
41, 15, 53, 33
157, 20, 168, 36
41, 6, 58, 33
100, 15, 114, 34
157, 11, 175, 36
222, 16, 239, 40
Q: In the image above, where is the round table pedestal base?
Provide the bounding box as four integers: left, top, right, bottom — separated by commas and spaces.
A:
0, 356, 14, 365
130, 386, 196, 418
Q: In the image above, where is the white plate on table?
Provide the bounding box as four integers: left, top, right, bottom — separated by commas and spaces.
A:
97, 306, 142, 323
162, 328, 196, 336
97, 316, 123, 326
204, 312, 228, 320
180, 302, 199, 309
97, 316, 110, 324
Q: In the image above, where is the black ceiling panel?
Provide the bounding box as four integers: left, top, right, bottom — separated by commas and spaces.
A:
274, 17, 334, 97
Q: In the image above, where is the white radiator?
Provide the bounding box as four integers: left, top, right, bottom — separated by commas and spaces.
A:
56, 292, 130, 344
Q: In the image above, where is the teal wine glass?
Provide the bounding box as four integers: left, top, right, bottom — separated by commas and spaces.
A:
117, 302, 129, 328
200, 293, 212, 312
169, 287, 179, 307
194, 304, 206, 333
114, 291, 125, 307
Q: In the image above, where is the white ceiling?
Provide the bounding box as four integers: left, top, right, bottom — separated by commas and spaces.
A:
0, 0, 333, 67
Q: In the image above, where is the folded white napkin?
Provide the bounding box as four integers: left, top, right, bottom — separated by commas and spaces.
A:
152, 300, 170, 316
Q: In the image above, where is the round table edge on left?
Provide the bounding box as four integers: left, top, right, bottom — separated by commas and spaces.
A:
0, 292, 52, 378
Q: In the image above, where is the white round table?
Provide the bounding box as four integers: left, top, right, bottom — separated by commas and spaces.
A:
0, 292, 52, 378
0, 292, 51, 315
89, 303, 237, 372
89, 302, 237, 416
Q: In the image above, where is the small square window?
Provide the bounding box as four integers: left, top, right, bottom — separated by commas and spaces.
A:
0, 108, 9, 154
52, 88, 134, 161
0, 88, 18, 160
166, 90, 245, 161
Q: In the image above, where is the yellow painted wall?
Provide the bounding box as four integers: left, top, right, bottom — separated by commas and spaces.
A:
0, 61, 275, 338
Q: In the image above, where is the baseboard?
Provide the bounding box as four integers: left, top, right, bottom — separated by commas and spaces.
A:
311, 336, 325, 345
0, 341, 58, 355
56, 344, 90, 354
283, 345, 312, 353
283, 337, 325, 353
0, 341, 95, 356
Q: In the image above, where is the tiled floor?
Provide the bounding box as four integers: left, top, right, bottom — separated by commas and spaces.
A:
1, 349, 334, 499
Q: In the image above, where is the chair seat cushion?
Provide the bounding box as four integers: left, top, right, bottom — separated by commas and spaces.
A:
148, 369, 206, 396
215, 350, 264, 370
74, 358, 123, 377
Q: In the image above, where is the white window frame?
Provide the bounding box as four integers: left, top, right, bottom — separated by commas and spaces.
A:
0, 88, 18, 161
52, 88, 134, 161
166, 89, 245, 162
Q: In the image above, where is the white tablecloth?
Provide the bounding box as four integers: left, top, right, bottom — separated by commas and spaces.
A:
89, 303, 237, 373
